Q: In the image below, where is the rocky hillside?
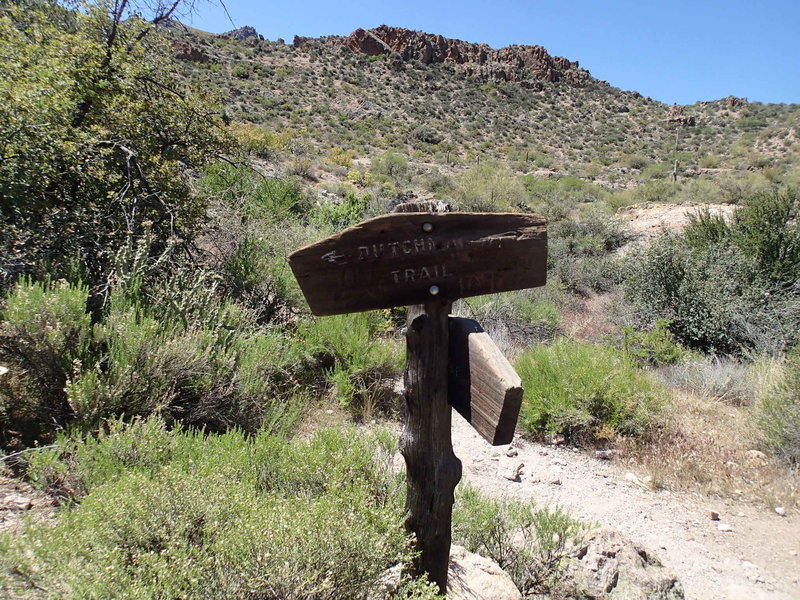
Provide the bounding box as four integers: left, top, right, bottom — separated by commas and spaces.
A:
171, 23, 799, 187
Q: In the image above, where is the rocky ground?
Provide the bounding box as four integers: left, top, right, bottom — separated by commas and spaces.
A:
449, 415, 800, 600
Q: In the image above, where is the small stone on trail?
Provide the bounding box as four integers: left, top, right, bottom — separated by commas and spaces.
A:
501, 463, 524, 482
2, 494, 33, 511
708, 510, 720, 521
789, 550, 797, 556
506, 447, 518, 457
551, 434, 565, 445
717, 523, 734, 532
325, 409, 334, 415
550, 478, 562, 485
746, 449, 767, 460
774, 506, 786, 516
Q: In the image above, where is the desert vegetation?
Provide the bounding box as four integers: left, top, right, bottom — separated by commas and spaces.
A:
1, 1, 799, 598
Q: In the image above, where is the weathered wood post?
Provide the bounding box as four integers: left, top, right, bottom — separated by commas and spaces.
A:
288, 211, 546, 594
401, 299, 461, 591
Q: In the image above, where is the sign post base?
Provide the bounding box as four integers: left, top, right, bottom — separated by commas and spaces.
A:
400, 300, 462, 593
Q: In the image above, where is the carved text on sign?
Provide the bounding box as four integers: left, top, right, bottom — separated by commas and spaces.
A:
288, 212, 547, 316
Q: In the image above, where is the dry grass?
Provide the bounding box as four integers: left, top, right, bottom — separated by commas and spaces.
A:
623, 382, 799, 510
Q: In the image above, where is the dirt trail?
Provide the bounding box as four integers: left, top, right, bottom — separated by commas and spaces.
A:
450, 416, 800, 600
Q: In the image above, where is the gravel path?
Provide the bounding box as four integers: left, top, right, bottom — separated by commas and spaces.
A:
450, 416, 800, 600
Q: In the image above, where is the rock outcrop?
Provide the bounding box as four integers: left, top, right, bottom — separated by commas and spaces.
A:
220, 26, 263, 42
562, 529, 685, 599
724, 95, 748, 108
344, 25, 590, 88
173, 41, 209, 63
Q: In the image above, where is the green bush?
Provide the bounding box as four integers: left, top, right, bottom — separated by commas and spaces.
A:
623, 234, 763, 354
7, 423, 437, 599
548, 214, 626, 294
309, 192, 368, 232
516, 339, 666, 441
618, 320, 689, 367
730, 188, 799, 283
200, 163, 310, 222
452, 484, 589, 594
0, 265, 305, 448
300, 312, 403, 419
453, 164, 526, 211
371, 151, 408, 180
758, 351, 800, 465
624, 190, 800, 354
0, 278, 93, 447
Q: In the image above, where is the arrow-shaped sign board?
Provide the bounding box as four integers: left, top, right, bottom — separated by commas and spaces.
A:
288, 212, 547, 316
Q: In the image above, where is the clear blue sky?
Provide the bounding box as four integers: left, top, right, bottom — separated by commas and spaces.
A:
187, 0, 799, 105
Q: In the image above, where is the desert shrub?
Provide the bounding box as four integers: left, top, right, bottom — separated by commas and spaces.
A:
654, 355, 769, 406
200, 163, 310, 222
618, 320, 689, 367
460, 293, 561, 350
758, 351, 800, 465
453, 164, 526, 211
685, 188, 799, 282
620, 153, 649, 169
548, 214, 626, 294
231, 62, 250, 78
684, 207, 730, 249
299, 312, 403, 419
7, 423, 437, 599
730, 188, 799, 283
371, 151, 408, 180
0, 278, 93, 447
309, 192, 368, 232
625, 190, 800, 354
623, 234, 763, 354
452, 484, 589, 594
0, 258, 306, 448
516, 339, 666, 442
465, 294, 560, 330
699, 155, 721, 168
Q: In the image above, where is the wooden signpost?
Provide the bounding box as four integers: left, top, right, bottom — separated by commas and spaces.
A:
289, 211, 546, 594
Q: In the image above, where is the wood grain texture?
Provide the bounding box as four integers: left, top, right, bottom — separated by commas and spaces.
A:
288, 212, 546, 315
400, 300, 462, 594
448, 317, 523, 446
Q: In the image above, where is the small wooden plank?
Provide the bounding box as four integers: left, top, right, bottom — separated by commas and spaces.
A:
448, 317, 523, 446
288, 212, 547, 316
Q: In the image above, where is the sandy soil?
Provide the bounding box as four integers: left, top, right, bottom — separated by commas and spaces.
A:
449, 415, 800, 600
615, 202, 735, 255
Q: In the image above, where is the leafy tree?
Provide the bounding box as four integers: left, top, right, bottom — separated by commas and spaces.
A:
0, 0, 233, 293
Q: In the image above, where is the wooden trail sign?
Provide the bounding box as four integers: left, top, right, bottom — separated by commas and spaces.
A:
288, 211, 546, 594
288, 212, 546, 316
448, 317, 523, 446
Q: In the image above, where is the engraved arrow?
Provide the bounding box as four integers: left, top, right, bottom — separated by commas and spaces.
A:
321, 250, 347, 264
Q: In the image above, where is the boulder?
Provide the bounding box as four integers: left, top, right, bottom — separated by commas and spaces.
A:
371, 545, 521, 600
562, 529, 684, 600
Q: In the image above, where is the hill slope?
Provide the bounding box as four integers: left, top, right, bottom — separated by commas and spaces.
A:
172, 24, 799, 187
